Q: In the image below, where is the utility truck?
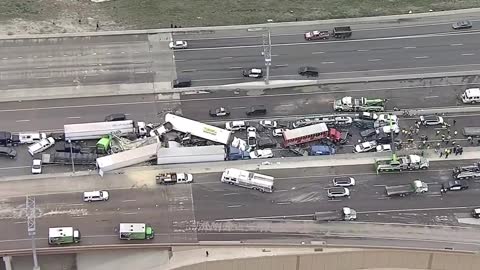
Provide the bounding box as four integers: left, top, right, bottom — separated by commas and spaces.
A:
314, 207, 357, 221
334, 96, 385, 112
385, 180, 428, 197
48, 227, 81, 245
156, 172, 193, 184
118, 223, 154, 240
375, 155, 429, 173
453, 163, 480, 180
221, 168, 274, 193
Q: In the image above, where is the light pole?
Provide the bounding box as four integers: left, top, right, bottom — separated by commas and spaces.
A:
262, 29, 272, 84
68, 139, 75, 173
26, 196, 40, 270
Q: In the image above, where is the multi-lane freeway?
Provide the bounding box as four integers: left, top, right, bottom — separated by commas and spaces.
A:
1, 161, 480, 251
2, 17, 480, 93
1, 77, 480, 176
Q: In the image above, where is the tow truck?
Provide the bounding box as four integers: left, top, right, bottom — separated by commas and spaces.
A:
375, 154, 429, 173
385, 180, 428, 197
453, 163, 480, 180
156, 172, 193, 184
314, 207, 357, 221
333, 96, 385, 112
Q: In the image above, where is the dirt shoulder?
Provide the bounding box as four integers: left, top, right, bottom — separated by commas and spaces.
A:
0, 0, 479, 35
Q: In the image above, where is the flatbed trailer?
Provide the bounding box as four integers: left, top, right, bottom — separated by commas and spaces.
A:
314, 207, 357, 221
385, 180, 428, 197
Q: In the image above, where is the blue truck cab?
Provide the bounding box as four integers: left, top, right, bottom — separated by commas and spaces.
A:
227, 146, 251, 160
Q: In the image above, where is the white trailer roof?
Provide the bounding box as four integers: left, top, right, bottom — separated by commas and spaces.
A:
64, 120, 135, 140
283, 123, 328, 141
157, 145, 225, 165
119, 223, 146, 233
49, 227, 73, 237
97, 143, 159, 173
165, 114, 232, 145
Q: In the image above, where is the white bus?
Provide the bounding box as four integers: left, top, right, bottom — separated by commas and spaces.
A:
221, 168, 274, 193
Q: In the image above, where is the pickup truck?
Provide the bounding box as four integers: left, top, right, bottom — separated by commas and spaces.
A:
385, 180, 428, 197
156, 172, 193, 184
314, 207, 357, 221
375, 155, 429, 173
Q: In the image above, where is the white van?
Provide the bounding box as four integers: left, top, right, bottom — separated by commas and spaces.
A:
461, 88, 480, 104
83, 190, 109, 202
19, 132, 47, 144
225, 121, 246, 131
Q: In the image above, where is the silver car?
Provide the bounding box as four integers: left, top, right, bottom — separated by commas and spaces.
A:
327, 187, 350, 198
332, 177, 356, 187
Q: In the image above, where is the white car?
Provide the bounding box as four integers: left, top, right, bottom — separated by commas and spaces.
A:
376, 144, 392, 152
377, 124, 400, 134
260, 120, 277, 128
272, 128, 285, 137
249, 149, 274, 159
31, 159, 42, 174
375, 114, 399, 127
83, 190, 110, 202
225, 121, 246, 131
247, 127, 257, 147
354, 141, 377, 153
168, 40, 188, 49
27, 137, 55, 156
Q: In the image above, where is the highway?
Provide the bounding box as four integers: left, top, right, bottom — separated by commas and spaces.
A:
1, 78, 480, 176
174, 27, 480, 85
0, 161, 480, 251
2, 18, 480, 91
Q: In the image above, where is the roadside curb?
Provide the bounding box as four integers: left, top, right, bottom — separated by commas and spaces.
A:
0, 8, 480, 40
2, 147, 479, 183
1, 71, 479, 103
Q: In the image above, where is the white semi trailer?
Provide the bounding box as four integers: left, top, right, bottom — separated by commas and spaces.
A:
64, 120, 147, 141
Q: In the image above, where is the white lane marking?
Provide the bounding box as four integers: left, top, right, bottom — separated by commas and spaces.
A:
231, 106, 246, 109
178, 31, 480, 51
17, 56, 23, 59
63, 54, 69, 57
181, 69, 197, 72
67, 116, 81, 119
275, 190, 288, 192
425, 96, 439, 99
35, 66, 48, 69
357, 49, 369, 52
277, 202, 292, 205
403, 46, 416, 49
221, 56, 233, 59
227, 205, 243, 208
228, 66, 243, 69
321, 61, 335, 64
134, 71, 149, 74
175, 59, 186, 62
121, 51, 126, 54
15, 221, 27, 224
271, 54, 279, 57
278, 104, 294, 107
67, 203, 85, 207
414, 56, 430, 59
48, 55, 53, 58
121, 212, 137, 215
450, 43, 463, 46
122, 199, 137, 202
368, 58, 382, 62
15, 119, 30, 122
461, 53, 475, 56
223, 193, 239, 196
275, 64, 288, 67
2, 57, 7, 60
106, 52, 111, 55
312, 51, 324, 54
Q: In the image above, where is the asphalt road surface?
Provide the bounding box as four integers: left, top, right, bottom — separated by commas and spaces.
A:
0, 78, 479, 176
174, 26, 480, 85
0, 161, 480, 251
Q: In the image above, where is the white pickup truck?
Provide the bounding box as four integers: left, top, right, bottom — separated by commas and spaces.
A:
156, 172, 193, 184
28, 137, 55, 156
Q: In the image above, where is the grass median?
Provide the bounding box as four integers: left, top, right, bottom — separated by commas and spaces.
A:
0, 0, 480, 34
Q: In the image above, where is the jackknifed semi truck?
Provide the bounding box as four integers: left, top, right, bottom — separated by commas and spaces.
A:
48, 227, 81, 245
385, 180, 428, 197
119, 223, 154, 240
314, 207, 357, 221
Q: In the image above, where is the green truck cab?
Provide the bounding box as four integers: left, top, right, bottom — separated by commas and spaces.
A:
48, 227, 81, 245
119, 223, 154, 240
